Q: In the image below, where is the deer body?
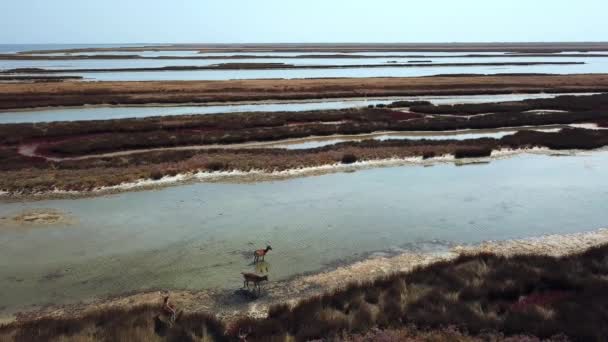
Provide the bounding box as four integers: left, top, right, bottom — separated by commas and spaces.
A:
242, 272, 268, 293
253, 245, 272, 262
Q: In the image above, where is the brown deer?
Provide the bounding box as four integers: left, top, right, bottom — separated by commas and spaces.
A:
253, 245, 272, 262
242, 272, 268, 294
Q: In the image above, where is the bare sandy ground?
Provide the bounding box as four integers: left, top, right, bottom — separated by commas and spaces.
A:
0, 209, 74, 229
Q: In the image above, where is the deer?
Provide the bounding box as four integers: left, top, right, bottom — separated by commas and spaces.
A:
253, 245, 272, 262
242, 272, 268, 294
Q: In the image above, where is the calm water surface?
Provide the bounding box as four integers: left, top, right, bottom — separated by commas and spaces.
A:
71, 61, 608, 81
0, 56, 592, 70
270, 128, 560, 150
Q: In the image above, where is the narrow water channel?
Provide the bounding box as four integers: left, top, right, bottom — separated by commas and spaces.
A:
0, 93, 595, 124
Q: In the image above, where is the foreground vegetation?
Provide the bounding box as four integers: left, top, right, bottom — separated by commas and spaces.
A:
3, 243, 608, 341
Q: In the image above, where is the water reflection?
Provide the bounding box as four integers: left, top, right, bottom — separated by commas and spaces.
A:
255, 261, 271, 274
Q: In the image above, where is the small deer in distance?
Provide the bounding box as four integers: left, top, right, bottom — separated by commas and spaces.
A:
253, 245, 272, 262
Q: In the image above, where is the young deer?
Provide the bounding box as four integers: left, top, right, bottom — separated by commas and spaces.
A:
242, 272, 268, 294
253, 245, 272, 262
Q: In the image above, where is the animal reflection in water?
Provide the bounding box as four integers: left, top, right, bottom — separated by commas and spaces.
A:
255, 260, 270, 274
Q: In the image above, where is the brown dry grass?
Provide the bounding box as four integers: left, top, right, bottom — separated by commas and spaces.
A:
2, 74, 608, 109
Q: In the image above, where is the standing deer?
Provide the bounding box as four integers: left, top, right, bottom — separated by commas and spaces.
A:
253, 245, 272, 262
242, 272, 268, 294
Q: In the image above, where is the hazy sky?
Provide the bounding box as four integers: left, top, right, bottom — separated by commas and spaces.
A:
1, 0, 606, 44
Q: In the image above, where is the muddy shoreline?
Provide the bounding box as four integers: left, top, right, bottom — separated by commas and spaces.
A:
2, 74, 608, 110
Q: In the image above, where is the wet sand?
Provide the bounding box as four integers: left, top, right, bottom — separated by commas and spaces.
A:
0, 209, 74, 228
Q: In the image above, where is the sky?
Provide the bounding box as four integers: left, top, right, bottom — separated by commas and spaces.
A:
1, 0, 606, 44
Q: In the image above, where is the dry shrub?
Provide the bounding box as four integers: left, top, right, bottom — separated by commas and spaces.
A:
341, 153, 358, 164
351, 304, 374, 333
454, 147, 493, 159
204, 161, 227, 171
149, 170, 163, 180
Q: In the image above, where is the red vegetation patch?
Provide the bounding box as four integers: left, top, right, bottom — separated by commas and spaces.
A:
594, 119, 608, 128
510, 291, 572, 312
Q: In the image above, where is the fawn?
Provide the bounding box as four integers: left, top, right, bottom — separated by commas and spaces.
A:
242, 272, 268, 294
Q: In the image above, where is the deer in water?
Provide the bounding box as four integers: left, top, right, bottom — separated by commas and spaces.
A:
253, 245, 272, 262
242, 272, 268, 294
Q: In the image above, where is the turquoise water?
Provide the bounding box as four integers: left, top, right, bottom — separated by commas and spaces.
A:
1, 151, 608, 313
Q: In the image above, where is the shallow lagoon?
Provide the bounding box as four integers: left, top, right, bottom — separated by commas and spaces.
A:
1, 150, 608, 313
